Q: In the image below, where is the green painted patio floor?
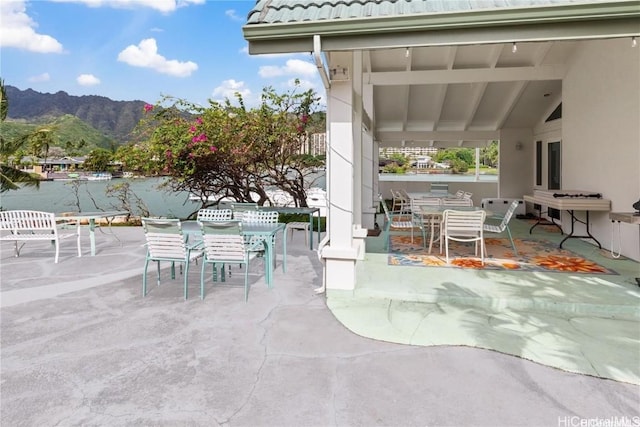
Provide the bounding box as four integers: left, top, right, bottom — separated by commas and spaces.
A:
327, 219, 640, 384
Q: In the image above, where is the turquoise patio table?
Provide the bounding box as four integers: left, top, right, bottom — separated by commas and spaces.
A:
258, 206, 321, 250
182, 221, 286, 288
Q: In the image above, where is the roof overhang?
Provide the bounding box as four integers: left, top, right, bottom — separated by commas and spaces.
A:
243, 1, 640, 54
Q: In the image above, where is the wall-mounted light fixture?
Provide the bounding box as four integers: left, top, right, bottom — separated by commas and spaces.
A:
633, 36, 637, 48
515, 141, 523, 151
405, 48, 409, 58
329, 66, 350, 81
512, 42, 518, 53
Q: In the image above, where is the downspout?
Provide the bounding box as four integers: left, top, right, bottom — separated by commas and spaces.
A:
313, 35, 331, 90
313, 34, 330, 294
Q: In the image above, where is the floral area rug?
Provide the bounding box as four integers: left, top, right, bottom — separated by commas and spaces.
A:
388, 235, 618, 274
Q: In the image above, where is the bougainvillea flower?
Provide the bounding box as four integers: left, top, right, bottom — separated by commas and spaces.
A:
210, 146, 217, 152
144, 104, 154, 112
165, 150, 172, 158
196, 117, 203, 125
189, 126, 197, 133
191, 134, 207, 143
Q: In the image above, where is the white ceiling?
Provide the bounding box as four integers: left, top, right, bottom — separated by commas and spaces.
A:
347, 40, 580, 147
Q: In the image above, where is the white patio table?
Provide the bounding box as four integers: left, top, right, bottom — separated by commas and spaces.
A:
407, 191, 455, 199
56, 211, 128, 256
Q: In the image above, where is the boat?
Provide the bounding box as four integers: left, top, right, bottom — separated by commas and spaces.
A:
85, 172, 112, 181
189, 187, 328, 216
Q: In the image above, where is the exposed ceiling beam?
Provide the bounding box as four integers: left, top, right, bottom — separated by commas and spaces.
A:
400, 48, 412, 131
494, 81, 528, 129
369, 64, 566, 85
463, 45, 502, 131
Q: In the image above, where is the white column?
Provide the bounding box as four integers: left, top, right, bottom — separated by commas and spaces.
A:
323, 65, 359, 291
361, 78, 376, 229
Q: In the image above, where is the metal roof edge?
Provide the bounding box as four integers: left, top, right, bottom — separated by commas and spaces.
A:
243, 1, 640, 41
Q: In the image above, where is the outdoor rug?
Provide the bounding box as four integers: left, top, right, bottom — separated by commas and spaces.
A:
388, 235, 618, 274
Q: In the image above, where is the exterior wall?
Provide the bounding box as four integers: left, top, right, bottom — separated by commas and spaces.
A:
563, 38, 640, 261
532, 120, 563, 192
498, 129, 534, 200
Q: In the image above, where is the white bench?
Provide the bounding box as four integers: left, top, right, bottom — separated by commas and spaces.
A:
0, 210, 79, 263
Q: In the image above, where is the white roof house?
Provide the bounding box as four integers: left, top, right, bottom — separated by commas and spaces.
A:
244, 0, 640, 292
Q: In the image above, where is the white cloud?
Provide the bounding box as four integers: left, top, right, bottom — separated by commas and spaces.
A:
28, 73, 51, 83
225, 9, 242, 22
49, 0, 205, 13
117, 38, 198, 77
211, 79, 251, 103
258, 59, 316, 79
0, 0, 64, 53
77, 74, 100, 86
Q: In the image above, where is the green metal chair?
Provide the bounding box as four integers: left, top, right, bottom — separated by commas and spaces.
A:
142, 218, 203, 299
378, 194, 425, 250
199, 220, 266, 301
483, 199, 519, 255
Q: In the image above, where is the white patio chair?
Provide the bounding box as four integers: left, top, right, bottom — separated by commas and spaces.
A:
484, 199, 519, 255
398, 189, 413, 212
379, 194, 422, 250
455, 190, 465, 198
142, 218, 203, 299
442, 198, 474, 207
199, 220, 265, 301
410, 197, 442, 250
197, 208, 232, 222
463, 192, 474, 202
441, 209, 486, 264
241, 210, 280, 265
230, 202, 258, 221
390, 189, 410, 213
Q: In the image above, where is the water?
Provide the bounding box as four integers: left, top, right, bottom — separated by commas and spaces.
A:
0, 178, 198, 218
1, 174, 327, 219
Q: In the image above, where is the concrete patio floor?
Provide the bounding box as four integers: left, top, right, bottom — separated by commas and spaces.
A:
329, 218, 640, 385
1, 222, 639, 426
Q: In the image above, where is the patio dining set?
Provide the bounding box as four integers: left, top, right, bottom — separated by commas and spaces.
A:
141, 203, 315, 302
380, 188, 519, 264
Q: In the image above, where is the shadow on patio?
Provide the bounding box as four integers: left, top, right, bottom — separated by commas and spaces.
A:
326, 218, 640, 384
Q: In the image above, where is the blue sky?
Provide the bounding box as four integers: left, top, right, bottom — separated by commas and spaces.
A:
0, 0, 323, 107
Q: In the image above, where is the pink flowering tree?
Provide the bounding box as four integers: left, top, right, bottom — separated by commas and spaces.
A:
123, 83, 322, 216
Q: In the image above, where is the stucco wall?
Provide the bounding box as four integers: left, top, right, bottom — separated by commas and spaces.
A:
498, 129, 534, 200
563, 38, 640, 261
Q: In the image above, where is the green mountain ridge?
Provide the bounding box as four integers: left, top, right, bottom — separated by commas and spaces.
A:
4, 85, 146, 154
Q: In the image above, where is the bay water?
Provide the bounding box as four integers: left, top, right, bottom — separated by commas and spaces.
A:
1, 174, 327, 219
1, 178, 206, 219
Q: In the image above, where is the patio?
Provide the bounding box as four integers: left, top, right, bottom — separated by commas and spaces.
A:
328, 216, 640, 384
1, 224, 639, 425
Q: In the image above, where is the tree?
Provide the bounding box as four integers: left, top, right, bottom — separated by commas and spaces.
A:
480, 141, 499, 167
433, 148, 474, 173
0, 79, 41, 193
83, 148, 113, 172
126, 83, 322, 217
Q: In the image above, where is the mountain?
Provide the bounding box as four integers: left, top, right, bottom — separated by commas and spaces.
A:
4, 85, 147, 145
